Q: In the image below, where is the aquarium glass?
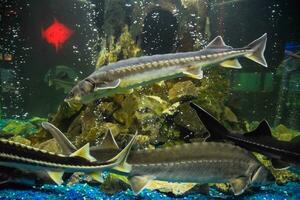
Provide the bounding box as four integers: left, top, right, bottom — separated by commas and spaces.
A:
0, 0, 300, 199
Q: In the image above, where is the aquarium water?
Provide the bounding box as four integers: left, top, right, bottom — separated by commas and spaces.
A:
0, 0, 300, 199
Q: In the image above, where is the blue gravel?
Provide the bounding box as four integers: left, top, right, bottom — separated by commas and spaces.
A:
0, 182, 299, 200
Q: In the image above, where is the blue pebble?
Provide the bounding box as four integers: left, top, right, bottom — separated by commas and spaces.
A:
0, 182, 300, 200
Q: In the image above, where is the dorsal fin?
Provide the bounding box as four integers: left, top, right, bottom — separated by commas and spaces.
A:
70, 143, 96, 162
205, 36, 232, 49
109, 131, 138, 173
99, 129, 120, 150
244, 120, 272, 138
190, 102, 228, 141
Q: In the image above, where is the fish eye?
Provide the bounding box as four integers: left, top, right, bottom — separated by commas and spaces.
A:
69, 91, 74, 97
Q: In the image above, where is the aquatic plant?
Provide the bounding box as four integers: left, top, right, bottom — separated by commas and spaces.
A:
96, 26, 141, 68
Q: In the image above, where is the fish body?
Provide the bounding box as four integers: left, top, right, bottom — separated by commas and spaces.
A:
190, 102, 300, 169
66, 34, 268, 103
120, 142, 270, 195
42, 122, 272, 195
0, 135, 136, 185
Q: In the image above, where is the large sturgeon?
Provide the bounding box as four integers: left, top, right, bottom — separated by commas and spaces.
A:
0, 134, 136, 185
66, 34, 267, 104
190, 102, 300, 170
42, 122, 273, 195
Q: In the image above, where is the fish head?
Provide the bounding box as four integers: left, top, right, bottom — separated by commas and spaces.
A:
64, 79, 94, 104
250, 166, 274, 186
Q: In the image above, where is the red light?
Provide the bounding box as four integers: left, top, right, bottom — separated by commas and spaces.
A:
42, 19, 73, 51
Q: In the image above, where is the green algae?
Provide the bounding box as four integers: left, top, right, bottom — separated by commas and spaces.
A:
2, 118, 46, 137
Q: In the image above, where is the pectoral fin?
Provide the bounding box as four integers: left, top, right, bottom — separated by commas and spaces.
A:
128, 175, 155, 195
70, 143, 96, 162
88, 171, 104, 183
95, 79, 121, 90
183, 68, 203, 79
109, 132, 138, 173
220, 59, 242, 69
47, 171, 64, 185
230, 177, 249, 195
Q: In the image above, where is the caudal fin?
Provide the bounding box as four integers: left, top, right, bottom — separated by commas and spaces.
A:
190, 102, 229, 141
244, 33, 268, 67
41, 122, 77, 155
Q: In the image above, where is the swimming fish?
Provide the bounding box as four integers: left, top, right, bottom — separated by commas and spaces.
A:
44, 65, 79, 94
0, 134, 137, 185
42, 122, 272, 195
66, 34, 268, 104
190, 102, 300, 170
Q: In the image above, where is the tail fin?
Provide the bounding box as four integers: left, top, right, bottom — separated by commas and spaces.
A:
244, 33, 268, 67
190, 102, 229, 141
41, 122, 77, 155
108, 132, 138, 173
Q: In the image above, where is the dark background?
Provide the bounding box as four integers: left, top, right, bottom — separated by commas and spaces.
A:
0, 0, 299, 126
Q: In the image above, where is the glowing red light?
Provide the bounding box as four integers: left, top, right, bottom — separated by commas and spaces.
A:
42, 19, 73, 51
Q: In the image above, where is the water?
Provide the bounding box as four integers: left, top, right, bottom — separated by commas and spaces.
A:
0, 0, 299, 199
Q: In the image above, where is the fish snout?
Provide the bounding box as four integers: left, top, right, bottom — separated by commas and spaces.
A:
65, 79, 94, 103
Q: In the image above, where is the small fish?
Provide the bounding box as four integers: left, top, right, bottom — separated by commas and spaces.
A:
190, 102, 300, 170
42, 122, 273, 195
44, 65, 79, 94
66, 34, 268, 104
0, 133, 137, 185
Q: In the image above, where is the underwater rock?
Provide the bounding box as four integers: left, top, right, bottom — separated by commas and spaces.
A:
32, 101, 83, 145
101, 173, 130, 195
168, 80, 199, 101
29, 117, 47, 126
2, 120, 37, 136
223, 106, 238, 123
96, 26, 141, 68
173, 102, 206, 139
272, 124, 300, 141
113, 94, 138, 128
10, 135, 31, 146
35, 138, 62, 154
254, 153, 300, 184
139, 95, 169, 116
146, 181, 196, 195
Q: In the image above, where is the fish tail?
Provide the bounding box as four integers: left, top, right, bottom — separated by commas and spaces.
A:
244, 33, 268, 67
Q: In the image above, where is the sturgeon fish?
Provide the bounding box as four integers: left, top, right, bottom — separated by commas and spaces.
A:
190, 102, 300, 170
42, 122, 273, 195
66, 34, 268, 104
0, 134, 136, 185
